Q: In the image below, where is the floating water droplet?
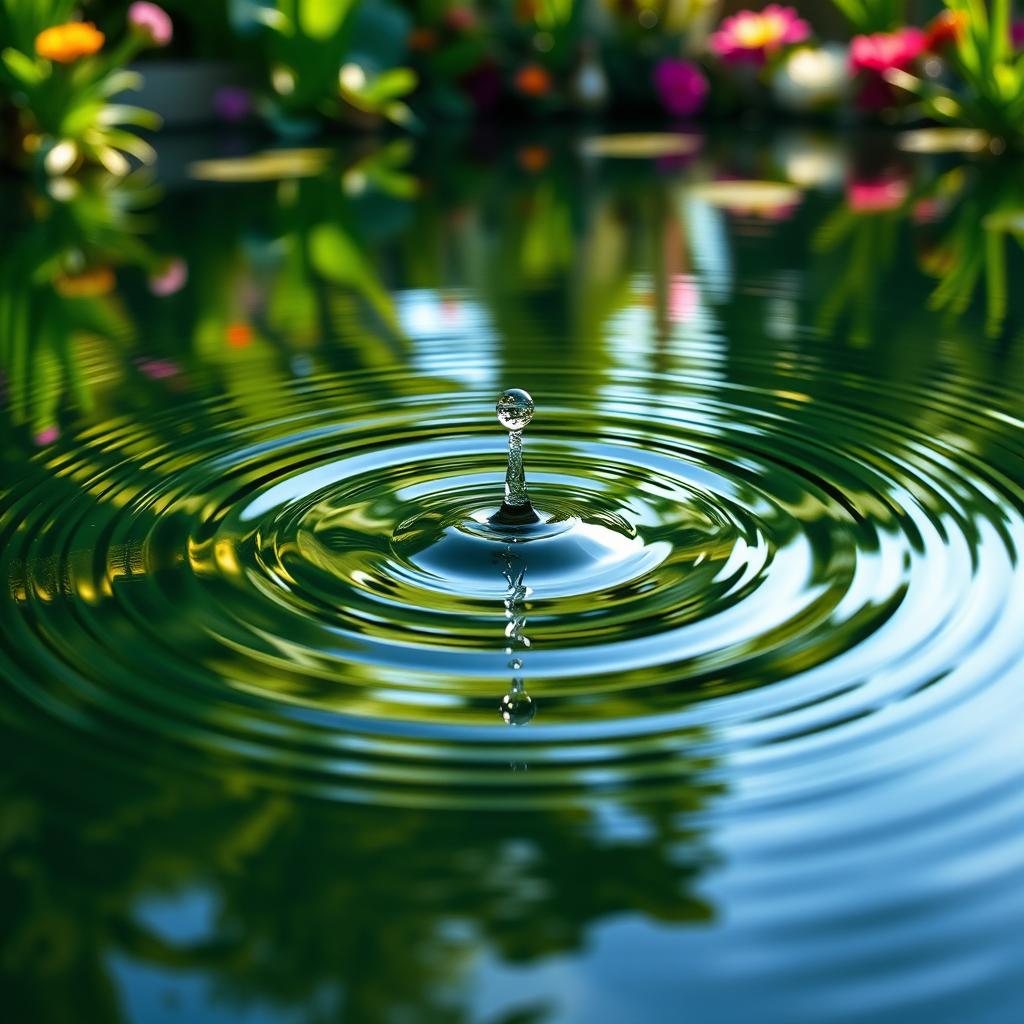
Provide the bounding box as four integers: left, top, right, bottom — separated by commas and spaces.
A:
496, 388, 534, 431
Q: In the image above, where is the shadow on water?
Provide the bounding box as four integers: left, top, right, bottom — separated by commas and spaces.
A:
2, 127, 1024, 1022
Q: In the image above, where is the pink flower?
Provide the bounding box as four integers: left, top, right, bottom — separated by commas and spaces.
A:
128, 3, 172, 47
850, 28, 925, 73
847, 174, 909, 213
1013, 20, 1024, 50
654, 59, 709, 117
710, 5, 810, 65
148, 257, 187, 296
34, 425, 59, 446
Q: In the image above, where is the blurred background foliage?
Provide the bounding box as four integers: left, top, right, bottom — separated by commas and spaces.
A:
8, 1, 1024, 176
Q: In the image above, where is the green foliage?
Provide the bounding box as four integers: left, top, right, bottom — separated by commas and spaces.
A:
828, 0, 909, 33
0, 2, 163, 175
887, 0, 1024, 149
234, 0, 418, 129
0, 0, 76, 55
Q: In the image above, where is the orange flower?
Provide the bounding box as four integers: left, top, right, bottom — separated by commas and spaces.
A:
54, 267, 115, 297
515, 64, 552, 98
226, 322, 252, 348
925, 10, 967, 52
35, 21, 105, 63
517, 145, 550, 173
408, 27, 438, 52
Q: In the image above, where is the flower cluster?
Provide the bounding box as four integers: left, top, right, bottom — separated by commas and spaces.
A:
4, 4, 174, 175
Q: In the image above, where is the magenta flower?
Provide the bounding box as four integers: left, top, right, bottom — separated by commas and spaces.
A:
850, 28, 925, 73
654, 59, 709, 117
148, 257, 187, 296
128, 3, 173, 47
710, 5, 810, 65
213, 86, 252, 123
1013, 20, 1024, 50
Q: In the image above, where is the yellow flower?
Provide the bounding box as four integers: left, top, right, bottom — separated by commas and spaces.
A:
35, 22, 105, 63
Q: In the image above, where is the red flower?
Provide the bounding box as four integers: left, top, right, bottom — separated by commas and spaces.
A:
925, 11, 966, 52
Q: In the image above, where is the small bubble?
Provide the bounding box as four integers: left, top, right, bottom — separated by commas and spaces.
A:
496, 388, 534, 431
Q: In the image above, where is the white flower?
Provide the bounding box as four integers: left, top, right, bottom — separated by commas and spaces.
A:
772, 44, 850, 113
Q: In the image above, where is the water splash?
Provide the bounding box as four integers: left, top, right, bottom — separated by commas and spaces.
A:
492, 388, 540, 525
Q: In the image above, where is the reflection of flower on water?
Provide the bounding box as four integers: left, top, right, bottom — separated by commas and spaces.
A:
33, 425, 60, 446
148, 257, 188, 296
691, 179, 801, 221
846, 173, 909, 214
54, 267, 116, 297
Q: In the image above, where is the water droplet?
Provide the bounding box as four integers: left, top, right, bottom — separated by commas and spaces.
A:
500, 688, 535, 725
496, 388, 534, 431
492, 389, 539, 524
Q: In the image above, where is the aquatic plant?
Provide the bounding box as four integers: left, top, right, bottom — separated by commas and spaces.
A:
886, 1, 1024, 150
0, 1, 171, 175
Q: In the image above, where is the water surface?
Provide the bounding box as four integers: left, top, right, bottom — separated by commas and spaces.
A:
2, 128, 1024, 1022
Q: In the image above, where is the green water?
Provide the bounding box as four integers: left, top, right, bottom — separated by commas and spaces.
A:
2, 129, 1024, 1022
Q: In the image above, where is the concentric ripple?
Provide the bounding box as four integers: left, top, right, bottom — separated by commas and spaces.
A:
2, 368, 1023, 806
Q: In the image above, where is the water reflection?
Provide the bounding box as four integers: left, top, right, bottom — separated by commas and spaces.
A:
2, 129, 1024, 1023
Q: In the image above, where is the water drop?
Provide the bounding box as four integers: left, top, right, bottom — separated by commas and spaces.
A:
492, 388, 539, 525
500, 685, 535, 726
496, 388, 534, 431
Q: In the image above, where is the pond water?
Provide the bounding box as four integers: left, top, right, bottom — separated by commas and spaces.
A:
2, 128, 1024, 1023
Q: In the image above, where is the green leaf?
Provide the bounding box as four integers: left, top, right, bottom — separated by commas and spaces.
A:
299, 0, 356, 39
98, 70, 144, 97
2, 47, 45, 86
97, 104, 162, 130
341, 67, 418, 116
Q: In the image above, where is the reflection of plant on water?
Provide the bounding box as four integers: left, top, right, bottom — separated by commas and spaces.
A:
0, 722, 722, 1023
0, 171, 165, 441
812, 156, 1024, 344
